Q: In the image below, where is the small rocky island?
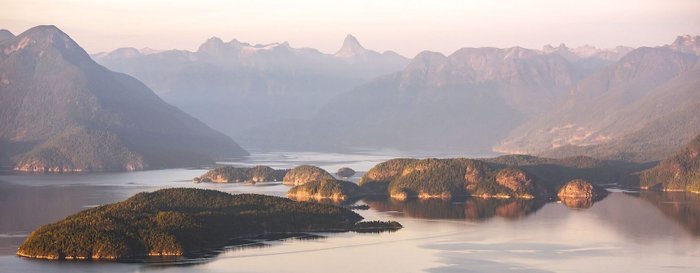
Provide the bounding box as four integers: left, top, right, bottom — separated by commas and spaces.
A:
17, 188, 401, 260
193, 166, 288, 183
283, 165, 335, 186
557, 179, 608, 198
336, 167, 356, 178
287, 178, 366, 201
556, 179, 609, 208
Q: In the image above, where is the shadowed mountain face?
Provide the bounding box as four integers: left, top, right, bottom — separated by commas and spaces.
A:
498, 36, 700, 162
93, 34, 409, 143
0, 25, 248, 172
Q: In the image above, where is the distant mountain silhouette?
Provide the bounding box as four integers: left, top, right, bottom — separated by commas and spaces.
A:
244, 45, 610, 153
93, 30, 700, 161
93, 34, 409, 144
0, 25, 247, 172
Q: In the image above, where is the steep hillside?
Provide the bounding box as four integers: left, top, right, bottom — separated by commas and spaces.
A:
498, 35, 700, 161
0, 25, 247, 172
640, 134, 700, 192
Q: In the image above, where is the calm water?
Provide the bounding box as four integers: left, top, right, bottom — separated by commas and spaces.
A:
1, 152, 699, 273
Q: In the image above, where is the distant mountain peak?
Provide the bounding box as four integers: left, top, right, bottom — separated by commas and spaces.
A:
228, 38, 252, 47
3, 25, 90, 64
542, 43, 569, 52
21, 25, 71, 44
542, 42, 633, 61
670, 34, 700, 55
197, 36, 226, 53
206, 36, 224, 44
335, 34, 368, 58
106, 47, 142, 58
0, 29, 14, 42
0, 25, 248, 171
673, 34, 699, 44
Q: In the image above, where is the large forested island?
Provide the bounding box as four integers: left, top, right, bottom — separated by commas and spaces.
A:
17, 188, 400, 260
358, 155, 626, 200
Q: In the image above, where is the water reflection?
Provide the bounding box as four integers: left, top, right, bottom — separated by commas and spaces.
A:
0, 180, 133, 255
120, 233, 326, 267
297, 194, 614, 222
558, 194, 608, 209
363, 197, 548, 221
639, 191, 700, 235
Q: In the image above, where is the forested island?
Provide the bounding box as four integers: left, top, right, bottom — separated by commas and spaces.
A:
287, 178, 365, 201
357, 155, 628, 200
17, 188, 401, 260
193, 166, 288, 183
283, 165, 335, 186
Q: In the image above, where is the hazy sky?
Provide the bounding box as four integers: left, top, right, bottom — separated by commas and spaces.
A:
1, 0, 699, 57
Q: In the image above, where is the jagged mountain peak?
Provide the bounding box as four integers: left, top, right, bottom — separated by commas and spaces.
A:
542, 43, 568, 52
335, 34, 368, 58
670, 34, 700, 55
542, 42, 633, 61
673, 34, 700, 45
197, 36, 225, 52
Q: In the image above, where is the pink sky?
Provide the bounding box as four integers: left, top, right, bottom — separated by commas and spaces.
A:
1, 0, 699, 57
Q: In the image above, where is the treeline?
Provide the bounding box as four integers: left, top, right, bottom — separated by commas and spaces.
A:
288, 178, 364, 200
16, 127, 144, 172
640, 134, 700, 192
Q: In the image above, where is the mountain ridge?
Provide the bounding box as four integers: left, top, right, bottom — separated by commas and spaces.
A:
0, 25, 248, 172
94, 33, 410, 141
497, 35, 700, 161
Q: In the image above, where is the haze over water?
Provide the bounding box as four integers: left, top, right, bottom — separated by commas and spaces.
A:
1, 152, 699, 273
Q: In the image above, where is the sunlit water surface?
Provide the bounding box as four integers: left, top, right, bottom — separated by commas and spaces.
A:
1, 152, 699, 273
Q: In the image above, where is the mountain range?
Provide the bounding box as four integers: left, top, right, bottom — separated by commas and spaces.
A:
497, 35, 700, 162
4, 25, 699, 172
242, 35, 699, 160
239, 41, 636, 153
0, 25, 248, 172
93, 34, 409, 143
